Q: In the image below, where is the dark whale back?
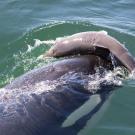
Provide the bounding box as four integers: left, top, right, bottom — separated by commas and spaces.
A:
5, 55, 112, 90
1, 84, 110, 135
1, 32, 134, 135
0, 55, 114, 135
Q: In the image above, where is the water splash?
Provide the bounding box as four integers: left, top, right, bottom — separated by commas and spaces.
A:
109, 53, 117, 69
0, 74, 15, 88
0, 77, 65, 118
0, 67, 125, 100
26, 39, 55, 53
123, 69, 135, 88
0, 37, 57, 88
130, 69, 135, 79
0, 66, 128, 118
34, 39, 55, 46
57, 67, 125, 94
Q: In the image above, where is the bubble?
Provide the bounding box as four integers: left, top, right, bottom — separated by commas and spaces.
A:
129, 69, 135, 79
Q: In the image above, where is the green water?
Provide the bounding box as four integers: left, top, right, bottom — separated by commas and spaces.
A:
0, 0, 135, 135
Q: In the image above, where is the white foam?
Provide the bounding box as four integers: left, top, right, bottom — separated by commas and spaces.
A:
85, 69, 123, 93
27, 44, 33, 52
34, 39, 55, 47
32, 80, 59, 94
34, 39, 42, 47
26, 39, 55, 53
0, 67, 126, 116
129, 69, 135, 79
0, 80, 59, 113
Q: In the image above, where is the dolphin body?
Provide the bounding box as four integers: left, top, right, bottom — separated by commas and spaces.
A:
45, 31, 135, 72
0, 31, 134, 135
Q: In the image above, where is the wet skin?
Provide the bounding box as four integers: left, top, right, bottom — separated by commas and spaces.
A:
1, 31, 134, 135
1, 55, 115, 135
45, 31, 135, 72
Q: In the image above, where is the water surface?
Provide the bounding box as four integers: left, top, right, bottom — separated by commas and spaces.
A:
0, 0, 135, 135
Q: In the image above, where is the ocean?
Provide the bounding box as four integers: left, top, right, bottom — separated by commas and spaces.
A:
0, 0, 135, 135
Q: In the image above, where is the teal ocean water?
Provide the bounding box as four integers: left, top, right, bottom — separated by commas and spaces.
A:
0, 0, 135, 135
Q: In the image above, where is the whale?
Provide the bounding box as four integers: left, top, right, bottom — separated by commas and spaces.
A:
45, 31, 135, 72
1, 54, 118, 135
0, 31, 134, 135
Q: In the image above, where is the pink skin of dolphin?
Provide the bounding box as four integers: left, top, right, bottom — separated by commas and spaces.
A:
45, 31, 135, 72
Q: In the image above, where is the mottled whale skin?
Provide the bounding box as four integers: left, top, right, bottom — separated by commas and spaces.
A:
45, 31, 135, 72
1, 55, 114, 135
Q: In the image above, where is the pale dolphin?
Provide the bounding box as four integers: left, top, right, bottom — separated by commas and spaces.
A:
45, 31, 135, 72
